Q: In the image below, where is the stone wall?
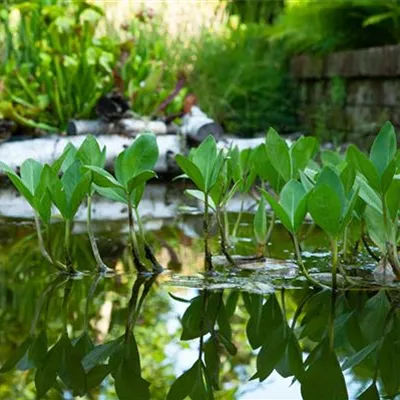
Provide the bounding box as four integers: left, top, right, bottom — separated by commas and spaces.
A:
291, 45, 400, 146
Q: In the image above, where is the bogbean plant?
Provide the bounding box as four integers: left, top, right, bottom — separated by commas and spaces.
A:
176, 121, 400, 288
0, 133, 160, 274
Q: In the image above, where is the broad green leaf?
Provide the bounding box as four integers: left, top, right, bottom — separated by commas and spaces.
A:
84, 166, 123, 189
43, 165, 68, 218
357, 176, 382, 214
340, 162, 356, 194
280, 180, 308, 233
192, 135, 218, 192
60, 143, 78, 173
127, 170, 157, 194
386, 178, 400, 221
265, 127, 291, 182
253, 144, 284, 193
308, 184, 342, 237
0, 338, 32, 373
185, 190, 216, 211
370, 121, 396, 177
301, 340, 348, 400
167, 360, 201, 400
365, 206, 386, 253
321, 150, 343, 166
69, 171, 91, 219
261, 189, 292, 233
0, 161, 34, 206
208, 150, 226, 192
347, 145, 380, 192
121, 134, 159, 182
290, 136, 318, 179
341, 186, 360, 229
175, 155, 205, 192
381, 159, 396, 194
20, 159, 43, 195
316, 166, 346, 212
51, 145, 72, 173
77, 135, 105, 167
95, 186, 128, 204
300, 170, 315, 193
254, 197, 267, 245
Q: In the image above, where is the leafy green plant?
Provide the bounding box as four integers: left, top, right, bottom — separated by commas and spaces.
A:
307, 165, 360, 287
85, 134, 159, 273
346, 121, 400, 279
175, 135, 225, 271
0, 150, 70, 271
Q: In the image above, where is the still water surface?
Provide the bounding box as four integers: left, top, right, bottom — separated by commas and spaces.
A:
0, 185, 398, 399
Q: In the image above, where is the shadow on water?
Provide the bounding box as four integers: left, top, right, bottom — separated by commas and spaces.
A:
0, 189, 400, 399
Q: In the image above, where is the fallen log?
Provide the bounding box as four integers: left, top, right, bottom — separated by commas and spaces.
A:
0, 134, 264, 175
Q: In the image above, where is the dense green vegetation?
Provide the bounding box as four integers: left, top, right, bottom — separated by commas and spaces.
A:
1, 121, 400, 291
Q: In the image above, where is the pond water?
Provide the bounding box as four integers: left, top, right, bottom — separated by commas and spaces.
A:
0, 184, 398, 399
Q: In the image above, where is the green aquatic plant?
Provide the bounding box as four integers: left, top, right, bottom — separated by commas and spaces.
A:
307, 165, 360, 288
346, 121, 400, 279
176, 135, 225, 272
85, 133, 159, 273
262, 181, 324, 288
0, 150, 71, 271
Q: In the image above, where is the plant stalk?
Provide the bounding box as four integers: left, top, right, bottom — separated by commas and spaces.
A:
204, 193, 213, 272
64, 219, 75, 274
331, 237, 338, 290
292, 233, 325, 289
217, 209, 236, 268
87, 195, 110, 273
232, 199, 244, 239
128, 202, 147, 273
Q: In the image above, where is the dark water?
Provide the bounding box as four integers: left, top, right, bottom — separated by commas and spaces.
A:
0, 187, 398, 399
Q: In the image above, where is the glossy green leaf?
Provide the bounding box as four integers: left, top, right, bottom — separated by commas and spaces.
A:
290, 136, 318, 179
95, 185, 128, 204
127, 170, 157, 194
261, 189, 292, 233
370, 121, 396, 177
77, 135, 105, 167
265, 127, 291, 182
316, 166, 346, 212
20, 159, 43, 195
175, 155, 205, 192
185, 190, 216, 211
280, 180, 308, 233
347, 145, 380, 192
365, 205, 386, 253
84, 165, 123, 189
0, 161, 34, 206
308, 184, 342, 237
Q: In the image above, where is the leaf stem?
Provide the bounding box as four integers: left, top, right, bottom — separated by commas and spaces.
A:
87, 195, 110, 273
128, 202, 147, 273
204, 193, 213, 272
64, 219, 75, 274
292, 233, 325, 289
331, 237, 338, 290
216, 208, 236, 268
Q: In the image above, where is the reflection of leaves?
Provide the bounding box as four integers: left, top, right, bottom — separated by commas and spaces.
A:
167, 360, 213, 400
358, 383, 380, 400
301, 340, 348, 400
204, 337, 220, 390
114, 333, 150, 400
341, 341, 379, 371
29, 330, 47, 368
359, 291, 390, 343
275, 329, 303, 379
0, 337, 32, 373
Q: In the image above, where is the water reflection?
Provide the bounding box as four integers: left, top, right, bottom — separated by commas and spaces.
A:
1, 265, 399, 399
